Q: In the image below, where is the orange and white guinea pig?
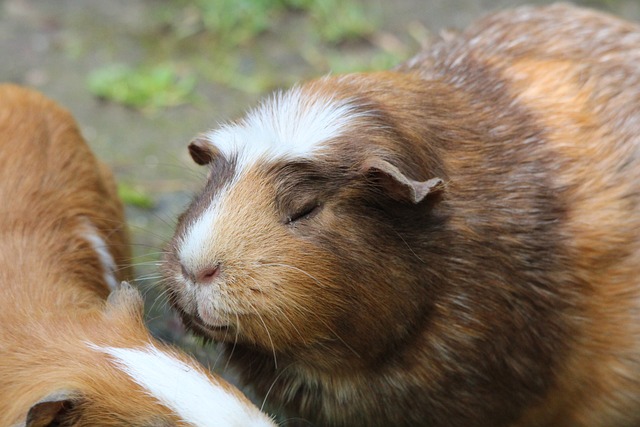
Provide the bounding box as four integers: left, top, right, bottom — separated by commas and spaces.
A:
163, 4, 640, 427
0, 85, 274, 427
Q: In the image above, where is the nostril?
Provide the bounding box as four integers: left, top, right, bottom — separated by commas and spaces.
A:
195, 264, 221, 284
180, 262, 221, 284
180, 263, 196, 283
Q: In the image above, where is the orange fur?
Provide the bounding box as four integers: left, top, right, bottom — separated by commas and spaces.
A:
0, 85, 267, 426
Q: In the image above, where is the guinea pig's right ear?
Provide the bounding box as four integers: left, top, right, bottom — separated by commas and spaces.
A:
361, 157, 444, 204
106, 281, 144, 319
188, 134, 220, 165
25, 390, 76, 427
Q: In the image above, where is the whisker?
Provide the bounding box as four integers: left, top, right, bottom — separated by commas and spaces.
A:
126, 223, 173, 241
394, 229, 424, 263
247, 300, 278, 370
223, 311, 241, 372
260, 364, 292, 413
132, 273, 163, 281
211, 335, 227, 372
279, 417, 315, 426
246, 275, 307, 345
251, 264, 360, 359
318, 318, 361, 360
256, 262, 329, 288
148, 286, 173, 313
272, 304, 307, 345
127, 252, 169, 261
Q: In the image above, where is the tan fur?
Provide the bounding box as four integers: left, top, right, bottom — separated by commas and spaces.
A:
0, 85, 264, 426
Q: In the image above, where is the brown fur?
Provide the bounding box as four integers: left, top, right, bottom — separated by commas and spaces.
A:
165, 4, 640, 426
0, 85, 259, 426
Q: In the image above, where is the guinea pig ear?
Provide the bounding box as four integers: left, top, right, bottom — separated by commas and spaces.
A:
25, 390, 76, 427
188, 135, 220, 165
106, 281, 144, 318
361, 158, 444, 204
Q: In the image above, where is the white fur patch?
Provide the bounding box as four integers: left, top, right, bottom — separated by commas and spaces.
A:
179, 86, 364, 275
206, 85, 362, 175
79, 219, 119, 290
93, 344, 274, 427
178, 181, 233, 279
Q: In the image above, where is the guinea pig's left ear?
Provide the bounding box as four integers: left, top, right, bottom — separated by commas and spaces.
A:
25, 390, 76, 427
361, 158, 444, 204
188, 134, 220, 165
106, 281, 144, 318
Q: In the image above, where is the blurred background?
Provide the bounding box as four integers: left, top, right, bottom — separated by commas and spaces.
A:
2, 0, 638, 390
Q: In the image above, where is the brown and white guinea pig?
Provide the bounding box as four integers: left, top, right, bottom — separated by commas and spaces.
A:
0, 85, 275, 427
163, 4, 640, 427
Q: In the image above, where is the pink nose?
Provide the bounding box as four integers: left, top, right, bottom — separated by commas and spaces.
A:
181, 263, 221, 284
197, 264, 221, 283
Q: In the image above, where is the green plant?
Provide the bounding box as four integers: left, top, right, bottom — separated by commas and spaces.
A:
325, 50, 405, 74
117, 182, 155, 209
188, 0, 278, 48
87, 63, 196, 111
307, 0, 377, 44
175, 0, 376, 46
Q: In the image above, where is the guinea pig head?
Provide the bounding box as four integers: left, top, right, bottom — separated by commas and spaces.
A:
164, 74, 446, 366
15, 283, 275, 427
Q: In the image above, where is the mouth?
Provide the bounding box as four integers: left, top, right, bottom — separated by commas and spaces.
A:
181, 312, 234, 342
191, 314, 230, 335
167, 292, 232, 340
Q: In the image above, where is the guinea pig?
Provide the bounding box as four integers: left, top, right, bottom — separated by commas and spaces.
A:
163, 4, 640, 427
0, 85, 275, 427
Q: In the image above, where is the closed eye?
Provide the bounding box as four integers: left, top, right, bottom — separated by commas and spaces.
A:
285, 203, 322, 225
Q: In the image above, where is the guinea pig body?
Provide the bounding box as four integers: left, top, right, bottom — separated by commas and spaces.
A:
0, 85, 274, 427
164, 5, 640, 427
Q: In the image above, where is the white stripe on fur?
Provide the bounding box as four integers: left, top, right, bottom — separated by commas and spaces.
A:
178, 180, 233, 280
205, 86, 362, 175
93, 344, 274, 427
79, 219, 119, 290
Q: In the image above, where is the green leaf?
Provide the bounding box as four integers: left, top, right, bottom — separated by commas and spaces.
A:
118, 183, 155, 209
87, 63, 196, 112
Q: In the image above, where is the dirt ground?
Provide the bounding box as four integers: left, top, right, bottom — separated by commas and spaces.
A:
2, 0, 639, 404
